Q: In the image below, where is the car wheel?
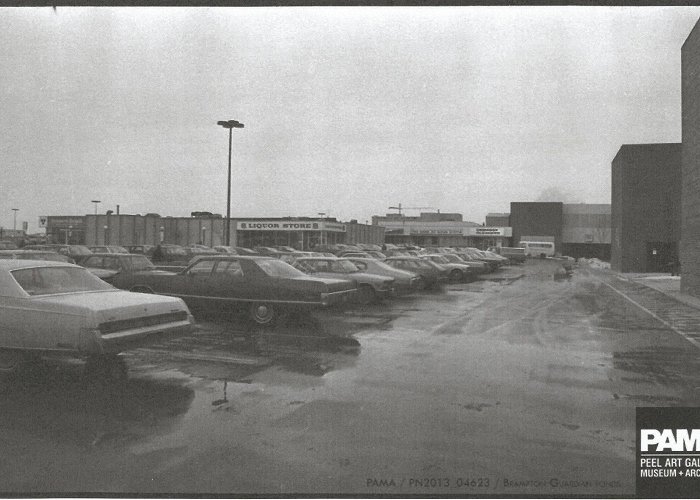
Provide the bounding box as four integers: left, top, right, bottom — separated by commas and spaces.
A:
357, 285, 376, 305
250, 303, 276, 325
0, 350, 25, 374
449, 269, 463, 282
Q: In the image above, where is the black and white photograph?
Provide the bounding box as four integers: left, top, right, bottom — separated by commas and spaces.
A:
2, 4, 700, 498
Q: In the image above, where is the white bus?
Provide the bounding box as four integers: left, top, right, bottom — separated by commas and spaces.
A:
520, 241, 555, 258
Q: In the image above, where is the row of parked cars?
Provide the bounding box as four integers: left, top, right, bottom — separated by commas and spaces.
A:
0, 242, 511, 377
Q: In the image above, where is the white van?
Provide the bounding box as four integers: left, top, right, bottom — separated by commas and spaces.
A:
520, 241, 555, 258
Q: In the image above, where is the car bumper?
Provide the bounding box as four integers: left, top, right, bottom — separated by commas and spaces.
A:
93, 314, 196, 354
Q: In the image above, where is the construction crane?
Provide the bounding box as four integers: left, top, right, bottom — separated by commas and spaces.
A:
388, 203, 436, 216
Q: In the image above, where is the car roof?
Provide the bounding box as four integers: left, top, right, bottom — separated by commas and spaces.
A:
84, 252, 142, 257
189, 254, 274, 262
293, 256, 340, 260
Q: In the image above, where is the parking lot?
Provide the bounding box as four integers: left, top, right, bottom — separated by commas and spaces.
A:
0, 258, 699, 495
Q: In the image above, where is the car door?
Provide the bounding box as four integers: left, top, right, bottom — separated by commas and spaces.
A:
209, 259, 249, 304
168, 259, 217, 311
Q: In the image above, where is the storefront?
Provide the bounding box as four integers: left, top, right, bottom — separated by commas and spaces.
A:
464, 226, 513, 249
46, 216, 86, 245
235, 219, 347, 250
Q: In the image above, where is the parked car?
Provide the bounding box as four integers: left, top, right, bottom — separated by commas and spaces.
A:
444, 253, 489, 274
233, 247, 260, 256
126, 245, 156, 258
346, 257, 423, 294
275, 246, 297, 253
421, 254, 473, 282
337, 251, 374, 259
383, 256, 448, 289
151, 244, 191, 267
213, 246, 238, 254
127, 255, 357, 325
489, 246, 526, 264
80, 253, 171, 289
0, 260, 195, 375
0, 250, 75, 264
278, 251, 319, 265
292, 257, 395, 304
184, 245, 219, 259
25, 244, 93, 261
253, 246, 289, 257
88, 245, 129, 254
456, 248, 501, 271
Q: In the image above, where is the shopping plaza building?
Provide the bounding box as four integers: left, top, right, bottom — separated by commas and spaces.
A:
371, 205, 610, 258
46, 213, 384, 250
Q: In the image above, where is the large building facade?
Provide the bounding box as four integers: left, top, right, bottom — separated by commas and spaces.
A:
50, 214, 383, 250
509, 202, 611, 259
682, 21, 700, 295
510, 202, 564, 250
611, 144, 681, 273
562, 204, 612, 260
372, 212, 512, 248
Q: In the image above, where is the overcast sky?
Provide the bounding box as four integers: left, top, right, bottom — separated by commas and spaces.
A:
2, 6, 699, 232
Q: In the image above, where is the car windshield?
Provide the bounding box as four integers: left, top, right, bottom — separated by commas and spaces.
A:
12, 266, 114, 296
331, 259, 360, 273
370, 261, 398, 272
130, 255, 156, 271
256, 259, 306, 278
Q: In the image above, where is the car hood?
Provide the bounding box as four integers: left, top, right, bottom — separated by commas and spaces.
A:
314, 271, 392, 285
32, 289, 189, 324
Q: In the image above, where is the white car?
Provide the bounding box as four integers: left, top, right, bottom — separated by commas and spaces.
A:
0, 260, 195, 375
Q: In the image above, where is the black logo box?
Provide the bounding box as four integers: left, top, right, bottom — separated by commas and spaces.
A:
636, 407, 700, 498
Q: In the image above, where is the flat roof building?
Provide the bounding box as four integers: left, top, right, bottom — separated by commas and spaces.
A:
682, 19, 700, 295
611, 143, 681, 273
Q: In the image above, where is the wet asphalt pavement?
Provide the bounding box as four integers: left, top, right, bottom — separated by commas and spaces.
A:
1, 259, 699, 495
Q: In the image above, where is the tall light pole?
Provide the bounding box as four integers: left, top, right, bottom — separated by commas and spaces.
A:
11, 208, 18, 231
91, 200, 101, 215
217, 119, 244, 246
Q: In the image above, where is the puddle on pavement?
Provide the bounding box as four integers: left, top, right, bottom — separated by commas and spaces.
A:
0, 363, 194, 448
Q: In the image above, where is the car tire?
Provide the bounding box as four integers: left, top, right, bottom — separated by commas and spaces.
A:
449, 269, 463, 282
357, 285, 376, 305
250, 303, 276, 326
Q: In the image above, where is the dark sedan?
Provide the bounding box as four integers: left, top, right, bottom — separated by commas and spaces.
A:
80, 253, 171, 288
127, 255, 357, 325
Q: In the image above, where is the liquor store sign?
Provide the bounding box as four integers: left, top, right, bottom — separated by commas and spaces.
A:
237, 221, 346, 232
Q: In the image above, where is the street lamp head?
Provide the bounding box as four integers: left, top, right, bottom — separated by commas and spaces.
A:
91, 200, 101, 204
217, 120, 244, 129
